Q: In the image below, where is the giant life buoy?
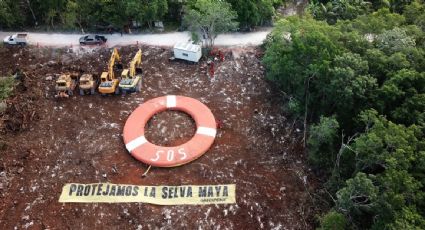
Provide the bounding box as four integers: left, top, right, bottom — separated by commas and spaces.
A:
123, 95, 217, 167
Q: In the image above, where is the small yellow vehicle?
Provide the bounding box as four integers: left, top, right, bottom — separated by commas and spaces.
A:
79, 74, 97, 95
55, 73, 78, 98
98, 48, 123, 95
119, 49, 142, 94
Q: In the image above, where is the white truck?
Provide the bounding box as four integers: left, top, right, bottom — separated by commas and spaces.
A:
170, 42, 202, 63
3, 33, 28, 46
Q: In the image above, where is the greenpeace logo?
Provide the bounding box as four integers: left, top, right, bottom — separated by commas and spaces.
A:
200, 198, 227, 202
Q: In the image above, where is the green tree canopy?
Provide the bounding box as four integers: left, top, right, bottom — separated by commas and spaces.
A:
227, 0, 275, 29
309, 0, 371, 24
0, 0, 21, 28
183, 0, 238, 47
263, 17, 343, 118
264, 2, 425, 228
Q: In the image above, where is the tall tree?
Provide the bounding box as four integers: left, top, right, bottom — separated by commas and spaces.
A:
227, 0, 275, 30
183, 0, 238, 48
26, 0, 38, 26
0, 0, 15, 28
144, 0, 168, 29
263, 17, 343, 119
63, 0, 98, 32
125, 0, 168, 30
403, 0, 425, 31
309, 0, 371, 24
0, 0, 25, 28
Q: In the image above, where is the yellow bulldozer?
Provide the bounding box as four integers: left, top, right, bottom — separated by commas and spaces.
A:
55, 73, 78, 98
119, 49, 143, 94
79, 73, 97, 95
98, 48, 123, 95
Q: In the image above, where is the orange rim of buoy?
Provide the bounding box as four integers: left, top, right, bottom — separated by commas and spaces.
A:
123, 95, 217, 167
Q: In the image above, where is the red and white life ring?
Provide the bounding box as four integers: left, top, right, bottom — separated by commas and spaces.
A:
123, 95, 217, 167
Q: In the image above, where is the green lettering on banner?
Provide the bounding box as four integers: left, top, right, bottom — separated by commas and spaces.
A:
59, 183, 236, 205
91, 184, 97, 196
179, 187, 186, 198
162, 187, 168, 199
102, 184, 109, 195
109, 185, 116, 196
215, 186, 221, 196
76, 185, 83, 196
69, 184, 77, 196
132, 186, 139, 196
223, 186, 228, 197
97, 184, 103, 196
150, 187, 156, 198
207, 186, 213, 197
125, 186, 132, 196
83, 185, 90, 196
199, 186, 207, 197
116, 186, 125, 196
187, 187, 193, 197
144, 187, 148, 197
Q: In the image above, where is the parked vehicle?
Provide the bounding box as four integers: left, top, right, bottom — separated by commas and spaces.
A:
119, 49, 142, 94
170, 42, 202, 63
79, 35, 107, 45
98, 48, 123, 95
79, 74, 98, 95
55, 73, 78, 98
3, 33, 28, 45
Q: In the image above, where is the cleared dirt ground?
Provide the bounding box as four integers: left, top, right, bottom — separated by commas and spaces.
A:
0, 44, 317, 229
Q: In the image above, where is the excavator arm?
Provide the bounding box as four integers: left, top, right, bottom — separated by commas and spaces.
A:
108, 48, 121, 80
101, 48, 121, 82
129, 49, 142, 77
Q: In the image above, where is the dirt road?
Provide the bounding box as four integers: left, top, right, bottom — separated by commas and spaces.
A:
0, 29, 272, 47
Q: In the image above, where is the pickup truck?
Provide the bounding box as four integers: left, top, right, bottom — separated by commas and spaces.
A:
3, 33, 28, 45
79, 35, 107, 45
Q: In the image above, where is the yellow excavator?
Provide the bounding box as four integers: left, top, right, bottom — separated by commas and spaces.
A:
119, 49, 143, 94
98, 48, 123, 95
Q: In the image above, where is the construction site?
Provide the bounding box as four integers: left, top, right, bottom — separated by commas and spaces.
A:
0, 43, 317, 229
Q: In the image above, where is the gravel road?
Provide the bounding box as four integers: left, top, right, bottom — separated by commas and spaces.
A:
0, 29, 272, 47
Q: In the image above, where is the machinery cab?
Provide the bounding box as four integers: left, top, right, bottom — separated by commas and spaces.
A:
100, 72, 109, 84
55, 74, 70, 89
119, 72, 133, 87
121, 69, 130, 79
134, 67, 143, 76
99, 71, 113, 89
56, 79, 67, 89
100, 63, 123, 83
